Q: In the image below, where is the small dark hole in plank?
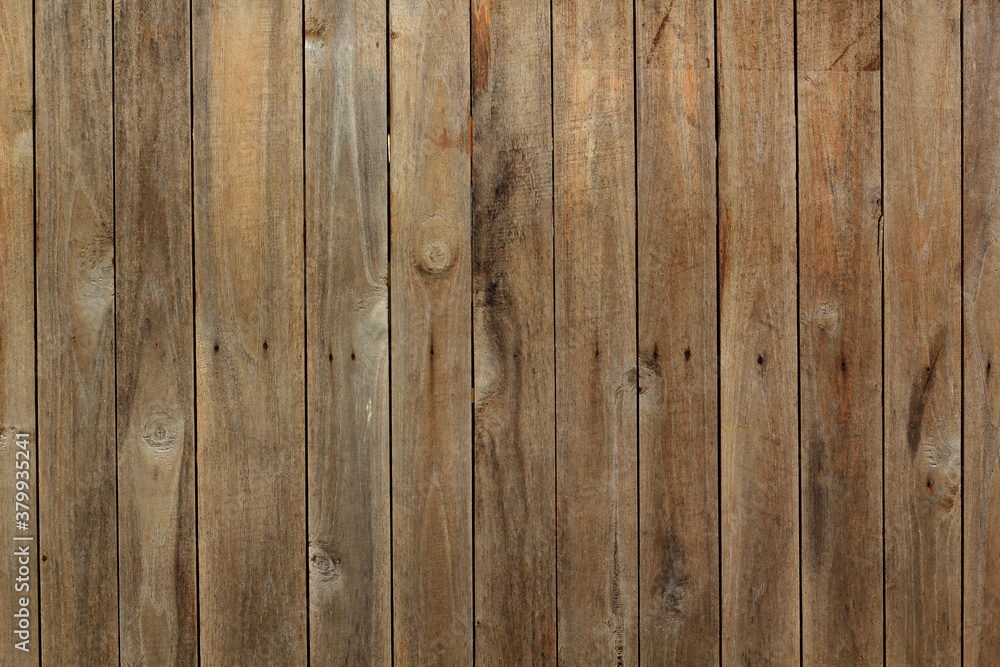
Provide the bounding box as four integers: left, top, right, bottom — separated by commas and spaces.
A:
684, 349, 691, 360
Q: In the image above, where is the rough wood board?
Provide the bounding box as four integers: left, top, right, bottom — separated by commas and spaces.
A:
0, 0, 38, 662
883, 0, 962, 663
305, 0, 390, 660
636, 0, 719, 663
796, 0, 883, 663
964, 0, 1000, 661
35, 0, 119, 662
193, 0, 307, 662
717, 0, 799, 663
552, 0, 638, 660
389, 0, 473, 661
113, 0, 198, 663
472, 0, 556, 660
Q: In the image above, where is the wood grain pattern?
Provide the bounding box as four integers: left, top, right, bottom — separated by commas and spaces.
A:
552, 0, 637, 660
193, 0, 307, 662
389, 0, 472, 662
883, 0, 962, 663
114, 0, 197, 663
305, 0, 390, 660
635, 0, 718, 663
471, 0, 555, 661
796, 1, 883, 663
0, 0, 38, 663
35, 0, 119, 662
717, 0, 799, 663
965, 0, 1000, 662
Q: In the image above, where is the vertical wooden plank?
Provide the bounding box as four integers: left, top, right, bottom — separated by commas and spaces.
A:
0, 0, 38, 663
35, 0, 118, 662
389, 0, 472, 662
113, 0, 197, 663
305, 0, 390, 660
552, 0, 637, 660
796, 1, 883, 663
966, 0, 1000, 661
193, 0, 307, 662
883, 0, 961, 663
635, 0, 718, 662
717, 0, 798, 663
471, 0, 555, 660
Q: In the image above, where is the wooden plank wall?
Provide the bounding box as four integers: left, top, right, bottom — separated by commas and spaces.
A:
7, 0, 1000, 663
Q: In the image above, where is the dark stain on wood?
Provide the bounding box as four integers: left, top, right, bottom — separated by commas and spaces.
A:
907, 331, 945, 455
648, 0, 676, 59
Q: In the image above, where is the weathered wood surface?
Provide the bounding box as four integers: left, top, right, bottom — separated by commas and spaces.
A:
305, 0, 390, 661
796, 0, 883, 663
389, 0, 472, 662
717, 0, 799, 663
965, 0, 1000, 662
636, 0, 718, 663
114, 0, 197, 663
18, 2, 1000, 662
883, 0, 962, 663
193, 0, 307, 662
553, 0, 637, 661
471, 0, 556, 662
35, 0, 119, 662
0, 0, 38, 663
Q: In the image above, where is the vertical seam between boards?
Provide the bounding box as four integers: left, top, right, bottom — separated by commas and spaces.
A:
959, 0, 965, 660
792, 0, 802, 662
880, 0, 886, 662
386, 0, 394, 659
32, 0, 41, 660
713, 0, 722, 659
469, 0, 476, 661
631, 0, 639, 660
302, 0, 310, 660
549, 0, 558, 660
111, 1, 121, 661
189, 0, 201, 663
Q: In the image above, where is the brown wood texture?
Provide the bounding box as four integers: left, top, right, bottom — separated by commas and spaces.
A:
18, 1, 1000, 662
35, 0, 119, 662
192, 0, 307, 663
796, 0, 883, 663
636, 0, 718, 663
965, 0, 1000, 663
553, 0, 637, 661
717, 0, 799, 663
471, 0, 556, 661
389, 0, 472, 662
114, 0, 198, 663
305, 0, 390, 661
883, 0, 962, 663
0, 0, 38, 663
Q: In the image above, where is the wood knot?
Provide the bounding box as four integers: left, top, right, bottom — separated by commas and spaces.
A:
304, 19, 326, 50
629, 356, 663, 404
810, 301, 841, 335
139, 406, 182, 454
309, 543, 343, 587
412, 217, 458, 278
